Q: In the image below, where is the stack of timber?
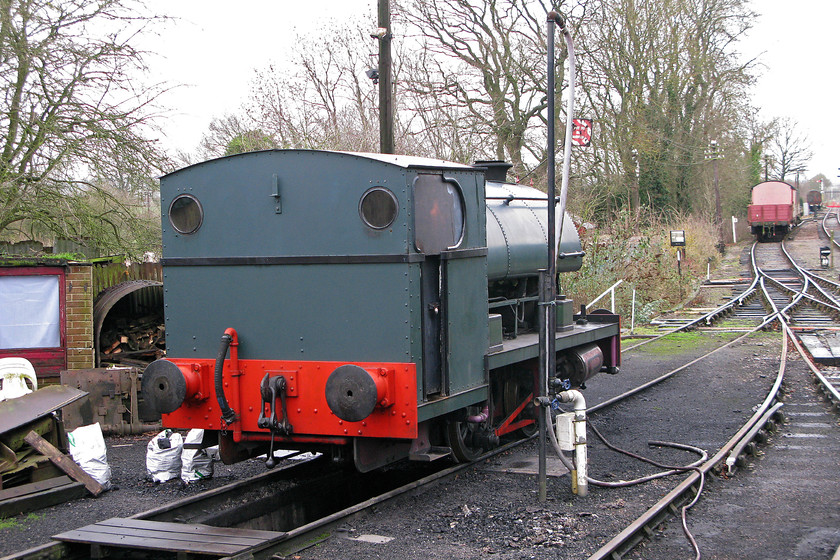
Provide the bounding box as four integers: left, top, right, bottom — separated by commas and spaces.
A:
100, 314, 165, 366
0, 386, 102, 517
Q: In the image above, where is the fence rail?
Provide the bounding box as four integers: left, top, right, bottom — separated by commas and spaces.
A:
92, 263, 162, 297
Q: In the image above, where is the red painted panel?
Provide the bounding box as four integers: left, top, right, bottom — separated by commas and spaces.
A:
748, 204, 793, 226
161, 359, 418, 441
0, 267, 66, 382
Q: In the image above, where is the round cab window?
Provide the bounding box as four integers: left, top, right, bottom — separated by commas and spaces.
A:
168, 194, 203, 234
360, 187, 398, 229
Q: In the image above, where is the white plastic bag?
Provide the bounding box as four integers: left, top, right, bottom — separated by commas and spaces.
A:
145, 429, 183, 483
180, 428, 214, 484
67, 423, 112, 491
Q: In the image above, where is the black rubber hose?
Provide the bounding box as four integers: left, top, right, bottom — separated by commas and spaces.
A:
215, 333, 237, 424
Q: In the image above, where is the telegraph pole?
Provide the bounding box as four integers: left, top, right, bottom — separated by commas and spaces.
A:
710, 140, 723, 248
378, 0, 394, 154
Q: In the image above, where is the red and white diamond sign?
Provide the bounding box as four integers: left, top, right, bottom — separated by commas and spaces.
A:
571, 118, 593, 147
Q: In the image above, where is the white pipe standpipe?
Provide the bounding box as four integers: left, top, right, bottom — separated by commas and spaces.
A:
555, 390, 588, 496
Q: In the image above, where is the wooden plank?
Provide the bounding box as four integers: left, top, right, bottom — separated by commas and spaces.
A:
0, 478, 85, 517
52, 518, 286, 556
100, 518, 285, 540
70, 523, 269, 547
23, 431, 103, 496
55, 529, 244, 556
0, 475, 73, 500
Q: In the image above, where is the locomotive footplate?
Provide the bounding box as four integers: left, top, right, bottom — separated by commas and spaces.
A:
486, 317, 621, 372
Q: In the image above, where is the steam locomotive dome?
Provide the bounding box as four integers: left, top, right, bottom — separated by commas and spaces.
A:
485, 180, 583, 280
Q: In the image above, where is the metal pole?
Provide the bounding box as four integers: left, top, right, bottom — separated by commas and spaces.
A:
539, 13, 557, 505
712, 141, 722, 245
537, 270, 550, 503
542, 10, 577, 503
378, 0, 394, 154
677, 250, 683, 300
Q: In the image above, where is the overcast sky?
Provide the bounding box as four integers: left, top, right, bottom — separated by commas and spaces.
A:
144, 1, 839, 180
144, 0, 375, 156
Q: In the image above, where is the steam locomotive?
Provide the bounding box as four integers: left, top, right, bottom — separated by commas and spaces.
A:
141, 150, 620, 471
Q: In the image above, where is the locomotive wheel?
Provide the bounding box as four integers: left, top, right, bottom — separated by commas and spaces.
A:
446, 413, 483, 463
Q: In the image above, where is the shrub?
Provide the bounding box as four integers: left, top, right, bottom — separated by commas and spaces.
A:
561, 210, 720, 325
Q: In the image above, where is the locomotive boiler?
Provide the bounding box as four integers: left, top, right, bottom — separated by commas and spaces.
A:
141, 150, 620, 471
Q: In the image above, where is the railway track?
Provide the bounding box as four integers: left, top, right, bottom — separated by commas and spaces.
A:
588, 218, 840, 560
4, 223, 840, 560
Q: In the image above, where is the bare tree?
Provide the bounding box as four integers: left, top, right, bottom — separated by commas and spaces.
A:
396, 0, 588, 177
0, 0, 168, 256
245, 19, 381, 152
200, 114, 275, 158
769, 117, 812, 181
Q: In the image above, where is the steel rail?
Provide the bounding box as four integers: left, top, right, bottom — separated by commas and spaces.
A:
586, 327, 789, 560
591, 245, 788, 416
622, 259, 761, 352
780, 238, 840, 309
587, 237, 821, 560
790, 220, 840, 292
821, 209, 840, 251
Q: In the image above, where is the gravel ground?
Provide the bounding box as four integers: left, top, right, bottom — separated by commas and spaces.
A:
290, 332, 779, 560
1, 240, 825, 559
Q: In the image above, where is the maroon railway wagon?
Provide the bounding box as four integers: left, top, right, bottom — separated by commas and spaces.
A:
807, 189, 822, 212
748, 181, 800, 241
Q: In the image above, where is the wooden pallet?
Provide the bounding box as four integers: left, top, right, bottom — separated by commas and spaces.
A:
53, 517, 286, 559
0, 475, 85, 517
